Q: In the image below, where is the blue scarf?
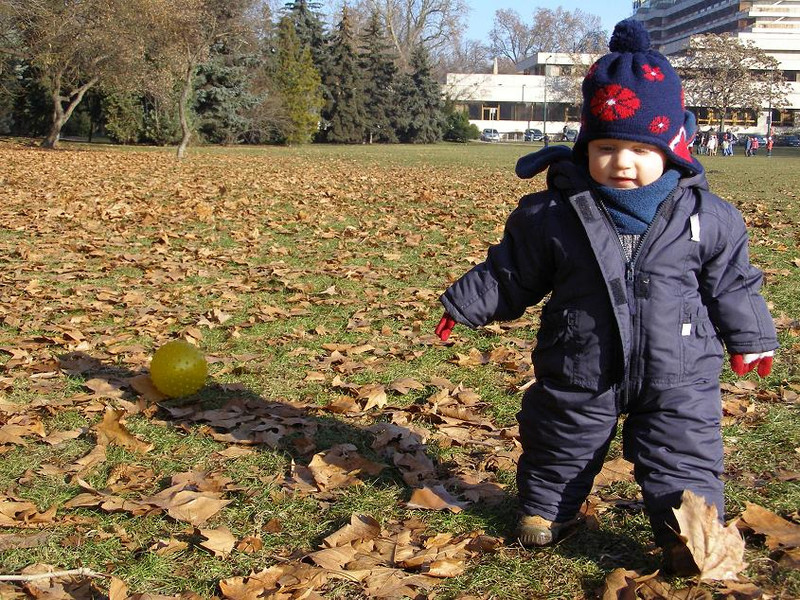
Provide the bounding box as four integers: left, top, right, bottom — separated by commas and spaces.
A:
594, 170, 680, 235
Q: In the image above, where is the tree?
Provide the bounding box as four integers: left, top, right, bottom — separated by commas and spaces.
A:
2, 0, 151, 148
394, 43, 442, 143
146, 0, 218, 158
191, 0, 262, 144
676, 34, 790, 133
359, 10, 399, 143
273, 15, 323, 143
320, 7, 367, 143
351, 0, 468, 69
489, 7, 604, 65
442, 99, 478, 142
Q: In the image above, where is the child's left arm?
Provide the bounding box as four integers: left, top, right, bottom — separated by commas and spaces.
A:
698, 206, 778, 374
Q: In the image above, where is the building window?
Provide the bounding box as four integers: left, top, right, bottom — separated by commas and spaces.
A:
482, 105, 500, 120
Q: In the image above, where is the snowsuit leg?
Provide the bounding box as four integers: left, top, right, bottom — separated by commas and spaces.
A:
516, 380, 619, 521
622, 379, 725, 547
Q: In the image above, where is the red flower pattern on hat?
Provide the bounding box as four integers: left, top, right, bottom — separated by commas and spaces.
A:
649, 116, 670, 134
642, 64, 664, 81
590, 84, 641, 121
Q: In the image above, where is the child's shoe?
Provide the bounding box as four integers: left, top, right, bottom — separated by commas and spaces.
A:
515, 514, 573, 547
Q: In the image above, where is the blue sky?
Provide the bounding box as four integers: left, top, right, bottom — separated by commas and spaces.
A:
464, 1, 636, 42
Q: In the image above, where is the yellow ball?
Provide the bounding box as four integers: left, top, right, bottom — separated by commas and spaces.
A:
149, 340, 208, 398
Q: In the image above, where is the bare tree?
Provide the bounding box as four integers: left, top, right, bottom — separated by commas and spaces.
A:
489, 9, 536, 65
160, 1, 216, 159
438, 38, 493, 75
490, 7, 605, 65
676, 34, 790, 133
350, 0, 468, 69
2, 0, 151, 148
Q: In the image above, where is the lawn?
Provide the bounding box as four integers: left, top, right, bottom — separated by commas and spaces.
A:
0, 138, 798, 599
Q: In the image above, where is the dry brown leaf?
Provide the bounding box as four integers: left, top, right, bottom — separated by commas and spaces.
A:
673, 489, 747, 581
199, 526, 236, 558
95, 409, 153, 453
323, 514, 381, 548
593, 456, 635, 489
406, 485, 466, 513
599, 568, 641, 599
740, 502, 800, 549
0, 531, 50, 551
236, 535, 263, 554
307, 443, 386, 490
422, 558, 466, 578
388, 378, 426, 394
108, 577, 129, 600
358, 384, 388, 411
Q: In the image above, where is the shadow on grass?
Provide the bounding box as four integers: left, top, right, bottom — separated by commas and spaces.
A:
63, 350, 653, 587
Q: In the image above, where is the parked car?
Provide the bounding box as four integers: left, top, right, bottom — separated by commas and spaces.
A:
480, 128, 501, 142
561, 128, 579, 142
777, 134, 800, 147
524, 128, 543, 142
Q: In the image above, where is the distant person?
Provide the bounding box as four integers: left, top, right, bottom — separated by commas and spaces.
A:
434, 19, 776, 575
745, 136, 753, 157
767, 136, 774, 157
751, 136, 760, 155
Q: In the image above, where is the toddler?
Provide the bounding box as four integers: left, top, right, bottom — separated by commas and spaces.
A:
435, 19, 777, 571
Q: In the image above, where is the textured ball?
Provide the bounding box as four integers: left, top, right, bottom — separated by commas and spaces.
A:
150, 341, 208, 398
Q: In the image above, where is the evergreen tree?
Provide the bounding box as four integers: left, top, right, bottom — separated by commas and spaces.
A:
394, 44, 443, 143
359, 10, 399, 143
320, 7, 367, 143
194, 38, 256, 144
283, 1, 329, 90
273, 16, 323, 144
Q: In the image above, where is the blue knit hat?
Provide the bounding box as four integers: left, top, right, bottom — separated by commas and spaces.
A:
573, 19, 702, 175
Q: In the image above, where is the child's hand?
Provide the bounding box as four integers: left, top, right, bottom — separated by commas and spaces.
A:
730, 351, 774, 377
435, 314, 457, 341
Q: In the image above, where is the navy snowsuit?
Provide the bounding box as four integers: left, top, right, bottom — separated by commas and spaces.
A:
440, 157, 778, 545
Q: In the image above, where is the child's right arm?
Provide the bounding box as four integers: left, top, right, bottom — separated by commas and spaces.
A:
437, 199, 553, 334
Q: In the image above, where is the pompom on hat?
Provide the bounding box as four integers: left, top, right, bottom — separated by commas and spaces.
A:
573, 19, 703, 175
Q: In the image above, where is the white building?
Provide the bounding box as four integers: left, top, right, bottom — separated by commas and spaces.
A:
444, 53, 597, 140
633, 0, 800, 130
445, 1, 800, 138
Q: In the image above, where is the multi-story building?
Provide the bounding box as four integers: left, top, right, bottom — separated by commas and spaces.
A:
633, 0, 800, 129
444, 53, 597, 141
445, 1, 800, 139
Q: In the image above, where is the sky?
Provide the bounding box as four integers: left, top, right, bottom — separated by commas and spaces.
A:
463, 0, 636, 43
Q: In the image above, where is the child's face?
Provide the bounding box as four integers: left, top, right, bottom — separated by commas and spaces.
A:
588, 139, 667, 188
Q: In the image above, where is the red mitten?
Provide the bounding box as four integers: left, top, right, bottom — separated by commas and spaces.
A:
730, 351, 774, 377
435, 314, 457, 341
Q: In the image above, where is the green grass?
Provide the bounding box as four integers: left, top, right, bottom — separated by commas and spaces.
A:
0, 140, 798, 599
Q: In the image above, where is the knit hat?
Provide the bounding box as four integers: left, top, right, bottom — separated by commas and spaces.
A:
573, 19, 703, 175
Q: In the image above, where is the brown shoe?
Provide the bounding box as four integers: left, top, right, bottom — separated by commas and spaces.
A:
516, 514, 573, 547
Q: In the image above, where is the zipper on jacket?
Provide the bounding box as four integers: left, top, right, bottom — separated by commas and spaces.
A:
593, 188, 678, 412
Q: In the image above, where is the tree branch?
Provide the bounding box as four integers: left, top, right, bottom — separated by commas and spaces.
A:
0, 568, 104, 582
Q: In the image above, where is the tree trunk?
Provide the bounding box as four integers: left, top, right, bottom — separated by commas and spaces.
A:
42, 74, 100, 149
176, 63, 195, 160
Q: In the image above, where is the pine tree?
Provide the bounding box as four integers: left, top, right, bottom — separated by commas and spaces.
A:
194, 39, 256, 144
283, 1, 329, 93
394, 44, 443, 143
274, 16, 323, 144
320, 7, 367, 143
359, 10, 399, 143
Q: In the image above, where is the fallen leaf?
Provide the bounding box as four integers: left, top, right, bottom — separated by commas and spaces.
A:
407, 485, 466, 513
673, 489, 747, 581
199, 526, 236, 558
740, 502, 800, 549
95, 409, 153, 453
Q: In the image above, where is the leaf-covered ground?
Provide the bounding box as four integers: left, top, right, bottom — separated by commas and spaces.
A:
0, 139, 798, 599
